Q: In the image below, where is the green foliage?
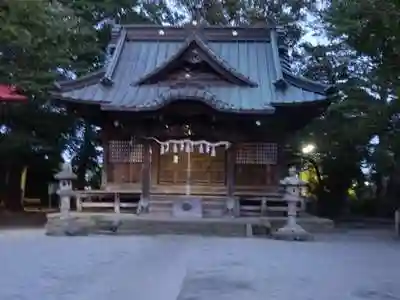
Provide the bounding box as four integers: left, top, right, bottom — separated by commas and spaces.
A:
4, 0, 398, 219
0, 0, 162, 209
0, 0, 98, 93
70, 121, 101, 189
175, 0, 319, 47
293, 0, 400, 217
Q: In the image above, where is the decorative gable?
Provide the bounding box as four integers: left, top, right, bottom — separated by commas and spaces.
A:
134, 36, 258, 87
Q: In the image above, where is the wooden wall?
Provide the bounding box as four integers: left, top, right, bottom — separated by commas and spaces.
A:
105, 140, 280, 188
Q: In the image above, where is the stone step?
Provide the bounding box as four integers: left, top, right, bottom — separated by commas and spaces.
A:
46, 214, 258, 237
117, 220, 248, 237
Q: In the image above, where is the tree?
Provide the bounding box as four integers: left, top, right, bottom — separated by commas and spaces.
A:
291, 0, 400, 217
174, 0, 320, 48
0, 0, 101, 210
296, 41, 378, 217
69, 120, 101, 190
325, 0, 400, 213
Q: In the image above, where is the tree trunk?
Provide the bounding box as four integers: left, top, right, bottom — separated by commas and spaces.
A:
3, 166, 24, 212
76, 163, 87, 190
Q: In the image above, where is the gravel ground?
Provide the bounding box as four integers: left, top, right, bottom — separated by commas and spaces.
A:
0, 229, 399, 300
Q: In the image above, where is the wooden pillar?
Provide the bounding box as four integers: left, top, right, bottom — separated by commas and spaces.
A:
226, 144, 237, 216
265, 164, 271, 186
101, 132, 109, 188
226, 145, 236, 198
276, 141, 285, 182
138, 140, 151, 213
114, 192, 120, 213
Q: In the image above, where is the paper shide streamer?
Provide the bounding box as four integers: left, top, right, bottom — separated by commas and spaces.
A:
149, 138, 230, 157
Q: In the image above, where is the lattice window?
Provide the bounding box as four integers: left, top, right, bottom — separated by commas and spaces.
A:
108, 140, 144, 163
236, 143, 277, 165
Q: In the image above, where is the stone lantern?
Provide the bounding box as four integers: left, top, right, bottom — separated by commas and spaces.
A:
273, 166, 312, 241
54, 163, 77, 218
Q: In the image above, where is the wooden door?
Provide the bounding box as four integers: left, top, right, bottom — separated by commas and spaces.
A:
158, 147, 226, 185
158, 152, 188, 184
190, 147, 225, 185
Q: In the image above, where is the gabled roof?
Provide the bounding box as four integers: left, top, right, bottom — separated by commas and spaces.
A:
134, 34, 258, 87
54, 23, 334, 114
0, 85, 27, 102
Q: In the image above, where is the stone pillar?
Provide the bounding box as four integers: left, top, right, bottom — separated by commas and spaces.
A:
54, 163, 77, 219
272, 166, 312, 241
138, 141, 151, 214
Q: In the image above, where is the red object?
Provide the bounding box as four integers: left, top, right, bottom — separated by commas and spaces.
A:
0, 85, 27, 102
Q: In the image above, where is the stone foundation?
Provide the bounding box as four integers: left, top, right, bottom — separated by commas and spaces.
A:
45, 212, 333, 238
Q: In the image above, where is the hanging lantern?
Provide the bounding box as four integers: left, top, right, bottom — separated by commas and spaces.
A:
160, 144, 165, 154
180, 141, 185, 151
173, 143, 178, 153
199, 143, 204, 154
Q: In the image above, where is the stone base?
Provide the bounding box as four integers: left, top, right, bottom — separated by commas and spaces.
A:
44, 212, 331, 238
45, 215, 122, 236
137, 197, 150, 214
272, 223, 313, 241
172, 197, 203, 218
45, 212, 272, 237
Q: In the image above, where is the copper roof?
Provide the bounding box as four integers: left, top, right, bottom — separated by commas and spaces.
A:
54, 23, 334, 114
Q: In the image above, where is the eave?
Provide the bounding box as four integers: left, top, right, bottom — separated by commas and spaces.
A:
282, 71, 336, 95
55, 70, 105, 92
101, 87, 275, 114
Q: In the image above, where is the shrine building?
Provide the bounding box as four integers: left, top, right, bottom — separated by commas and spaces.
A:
53, 19, 334, 216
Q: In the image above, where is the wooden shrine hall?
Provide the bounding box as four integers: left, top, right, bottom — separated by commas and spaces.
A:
53, 18, 334, 217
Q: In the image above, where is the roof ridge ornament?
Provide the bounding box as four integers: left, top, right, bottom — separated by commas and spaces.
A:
194, 3, 202, 26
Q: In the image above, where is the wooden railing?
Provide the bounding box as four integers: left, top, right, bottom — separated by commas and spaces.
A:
75, 190, 139, 213
238, 194, 305, 217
